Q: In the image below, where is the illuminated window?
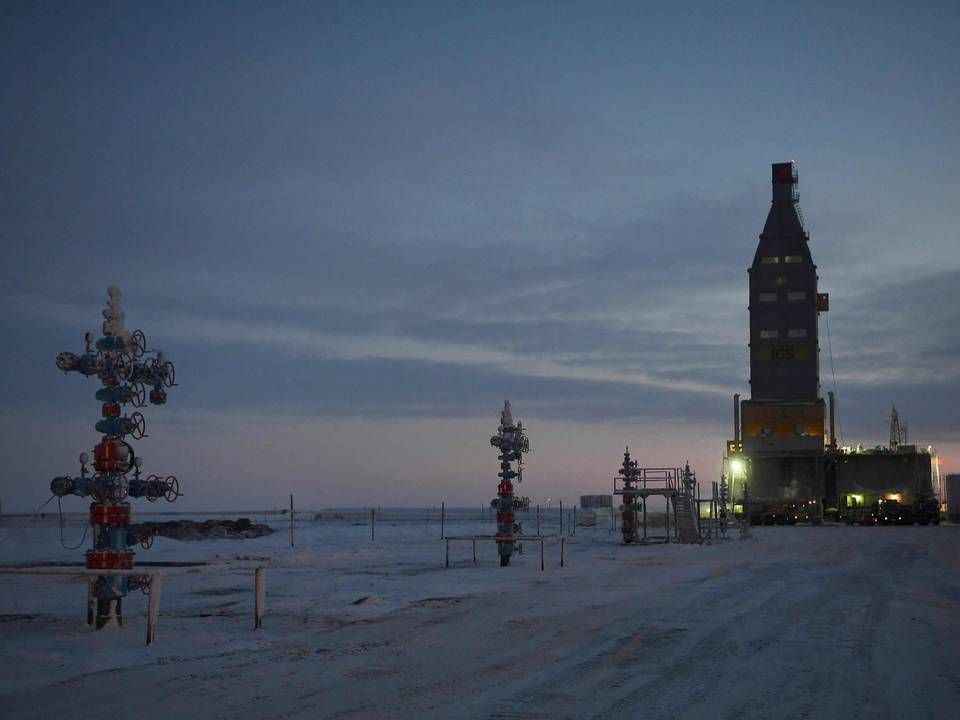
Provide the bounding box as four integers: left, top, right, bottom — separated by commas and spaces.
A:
758, 292, 777, 302
784, 255, 803, 263
788, 328, 807, 338
760, 256, 780, 264
787, 291, 806, 301
760, 329, 779, 339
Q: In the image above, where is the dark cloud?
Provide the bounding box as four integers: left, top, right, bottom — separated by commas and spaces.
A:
826, 269, 960, 382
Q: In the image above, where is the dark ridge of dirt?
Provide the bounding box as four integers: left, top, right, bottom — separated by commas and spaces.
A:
131, 518, 274, 541
0, 560, 208, 568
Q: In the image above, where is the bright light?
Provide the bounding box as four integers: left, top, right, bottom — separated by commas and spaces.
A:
884, 493, 902, 502
730, 459, 745, 476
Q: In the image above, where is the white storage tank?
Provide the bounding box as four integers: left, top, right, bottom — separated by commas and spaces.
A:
580, 494, 613, 509
578, 494, 613, 527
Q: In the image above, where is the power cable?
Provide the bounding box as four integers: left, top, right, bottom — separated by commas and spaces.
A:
824, 313, 843, 446
58, 496, 89, 550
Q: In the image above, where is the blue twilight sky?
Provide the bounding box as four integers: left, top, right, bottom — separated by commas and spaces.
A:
1, 1, 958, 511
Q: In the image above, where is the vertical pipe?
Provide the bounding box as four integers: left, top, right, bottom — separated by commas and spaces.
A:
146, 574, 161, 645
829, 391, 836, 449
540, 539, 544, 572
643, 497, 647, 541
289, 494, 295, 548
666, 496, 671, 543
441, 501, 445, 539
254, 567, 265, 629
371, 509, 375, 541
445, 539, 450, 568
734, 393, 741, 446
536, 505, 540, 536
560, 537, 565, 567
472, 538, 477, 563
572, 506, 576, 535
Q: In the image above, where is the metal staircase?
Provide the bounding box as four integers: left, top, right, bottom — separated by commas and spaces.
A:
673, 493, 701, 544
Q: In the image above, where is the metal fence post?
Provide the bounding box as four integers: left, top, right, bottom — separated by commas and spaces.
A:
146, 574, 161, 645
561, 537, 565, 567
254, 567, 265, 629
86, 578, 95, 627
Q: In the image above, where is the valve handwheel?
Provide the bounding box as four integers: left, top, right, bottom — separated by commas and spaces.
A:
114, 352, 133, 381
130, 329, 147, 357
130, 382, 147, 408
162, 361, 176, 388
56, 351, 79, 372
91, 480, 109, 504
164, 475, 180, 502
129, 411, 147, 439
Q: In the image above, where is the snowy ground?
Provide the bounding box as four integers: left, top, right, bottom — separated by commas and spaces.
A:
1, 514, 959, 720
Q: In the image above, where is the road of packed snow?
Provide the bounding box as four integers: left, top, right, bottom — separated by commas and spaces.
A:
1, 514, 958, 719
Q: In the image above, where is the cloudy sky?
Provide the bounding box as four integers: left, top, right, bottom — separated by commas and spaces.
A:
2, 1, 958, 511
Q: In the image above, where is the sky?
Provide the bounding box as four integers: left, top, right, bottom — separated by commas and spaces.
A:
1, 1, 958, 511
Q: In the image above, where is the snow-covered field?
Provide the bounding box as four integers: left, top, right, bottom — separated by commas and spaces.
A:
1, 515, 959, 720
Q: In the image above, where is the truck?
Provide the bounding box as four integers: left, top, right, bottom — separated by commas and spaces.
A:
874, 497, 940, 526
838, 494, 940, 526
